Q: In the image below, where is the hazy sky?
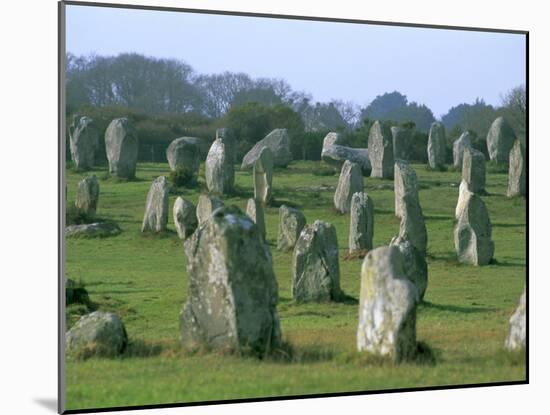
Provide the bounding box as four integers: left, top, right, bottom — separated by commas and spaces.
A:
66, 4, 526, 118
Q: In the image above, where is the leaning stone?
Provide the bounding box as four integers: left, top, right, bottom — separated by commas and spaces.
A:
486, 116, 516, 163
334, 160, 364, 214
173, 197, 197, 240
69, 115, 99, 170
393, 192, 427, 255
452, 131, 472, 170
166, 137, 202, 181
368, 121, 394, 179
390, 238, 428, 302
66, 311, 128, 358
253, 146, 274, 205
276, 205, 306, 251
504, 289, 526, 351
292, 220, 342, 302
462, 147, 486, 194
321, 132, 371, 174
65, 222, 121, 238
349, 192, 374, 254
427, 122, 446, 170
454, 192, 494, 265
241, 129, 292, 169
196, 194, 224, 226
75, 175, 99, 216
141, 176, 169, 233
180, 207, 281, 355
391, 126, 413, 161
507, 139, 526, 197
246, 198, 266, 240
105, 118, 139, 179
357, 246, 418, 362
205, 137, 234, 194
394, 160, 419, 219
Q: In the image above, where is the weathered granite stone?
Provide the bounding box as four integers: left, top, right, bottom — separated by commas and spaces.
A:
180, 207, 281, 355
241, 129, 292, 169
105, 118, 138, 179
507, 139, 526, 197
292, 220, 342, 302
392, 192, 427, 255
216, 128, 236, 164
349, 192, 374, 254
394, 160, 419, 219
505, 289, 526, 351
390, 238, 428, 302
66, 311, 127, 358
357, 246, 418, 362
368, 121, 394, 179
334, 160, 364, 214
462, 147, 486, 194
276, 205, 306, 251
196, 194, 224, 226
454, 192, 494, 265
205, 137, 234, 194
487, 116, 516, 163
321, 132, 371, 174
246, 198, 266, 240
427, 122, 446, 170
65, 222, 121, 238
453, 131, 472, 170
75, 175, 99, 216
253, 146, 274, 205
173, 197, 198, 240
69, 116, 99, 170
455, 180, 471, 219
141, 176, 169, 233
392, 126, 413, 161
166, 137, 201, 181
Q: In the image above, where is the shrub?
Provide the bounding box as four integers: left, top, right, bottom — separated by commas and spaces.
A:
169, 167, 197, 188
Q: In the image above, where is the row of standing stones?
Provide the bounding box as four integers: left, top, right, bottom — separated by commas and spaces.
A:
66, 116, 525, 362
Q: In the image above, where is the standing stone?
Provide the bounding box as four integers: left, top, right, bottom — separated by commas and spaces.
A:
390, 239, 428, 302
75, 175, 99, 216
166, 137, 201, 181
357, 246, 418, 362
394, 160, 419, 219
368, 121, 394, 179
196, 194, 224, 226
455, 180, 472, 219
486, 116, 516, 163
453, 131, 472, 170
505, 289, 526, 351
173, 197, 198, 240
205, 137, 234, 194
392, 193, 427, 256
391, 126, 413, 161
180, 207, 281, 355
141, 176, 169, 233
427, 122, 446, 170
216, 128, 236, 164
507, 139, 526, 197
276, 205, 306, 251
462, 147, 486, 194
321, 132, 371, 175
69, 116, 99, 170
241, 129, 292, 169
105, 118, 139, 179
349, 192, 374, 254
246, 198, 266, 240
454, 192, 494, 265
334, 160, 364, 214
253, 147, 274, 205
292, 220, 342, 302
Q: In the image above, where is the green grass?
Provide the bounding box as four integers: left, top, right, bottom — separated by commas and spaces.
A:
64, 161, 526, 411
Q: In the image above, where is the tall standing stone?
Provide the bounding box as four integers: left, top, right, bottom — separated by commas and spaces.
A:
462, 147, 486, 194
427, 122, 446, 170
180, 207, 281, 355
505, 289, 526, 351
105, 118, 139, 179
253, 146, 274, 205
453, 131, 472, 170
246, 198, 266, 240
216, 128, 236, 164
391, 126, 413, 161
205, 137, 234, 194
392, 192, 427, 255
173, 197, 198, 240
75, 175, 99, 216
357, 246, 418, 362
507, 139, 526, 197
196, 194, 224, 226
166, 137, 202, 182
334, 160, 363, 214
455, 180, 472, 219
368, 121, 394, 179
241, 129, 292, 169
454, 192, 494, 265
349, 192, 374, 254
292, 220, 342, 302
276, 205, 306, 251
141, 176, 169, 233
486, 116, 516, 163
394, 160, 419, 219
69, 116, 99, 170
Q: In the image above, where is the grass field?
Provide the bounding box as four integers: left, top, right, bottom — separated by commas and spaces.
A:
64, 160, 526, 411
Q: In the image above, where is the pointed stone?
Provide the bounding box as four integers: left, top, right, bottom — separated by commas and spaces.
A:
427, 122, 446, 170
452, 131, 471, 170
334, 160, 363, 214
349, 192, 374, 254
253, 146, 274, 205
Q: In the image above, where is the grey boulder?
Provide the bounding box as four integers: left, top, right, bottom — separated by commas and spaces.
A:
462, 147, 486, 194
75, 175, 99, 216
453, 131, 472, 170
173, 197, 198, 240
486, 116, 516, 163
205, 136, 234, 194
196, 194, 224, 226
504, 289, 526, 351
166, 137, 202, 181
241, 129, 292, 169
507, 139, 526, 197
394, 160, 419, 219
321, 132, 371, 174
65, 222, 121, 238
253, 146, 274, 205
368, 121, 394, 179
105, 118, 138, 179
69, 115, 99, 170
390, 238, 428, 302
334, 160, 364, 214
349, 192, 374, 254
141, 176, 169, 233
276, 205, 306, 251
427, 122, 446, 170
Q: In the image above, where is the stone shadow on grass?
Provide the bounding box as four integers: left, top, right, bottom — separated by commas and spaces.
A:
420, 301, 495, 314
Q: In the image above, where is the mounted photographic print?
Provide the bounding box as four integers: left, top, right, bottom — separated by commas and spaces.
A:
59, 1, 528, 413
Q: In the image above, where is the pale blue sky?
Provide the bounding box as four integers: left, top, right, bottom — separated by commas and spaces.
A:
66, 4, 526, 118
